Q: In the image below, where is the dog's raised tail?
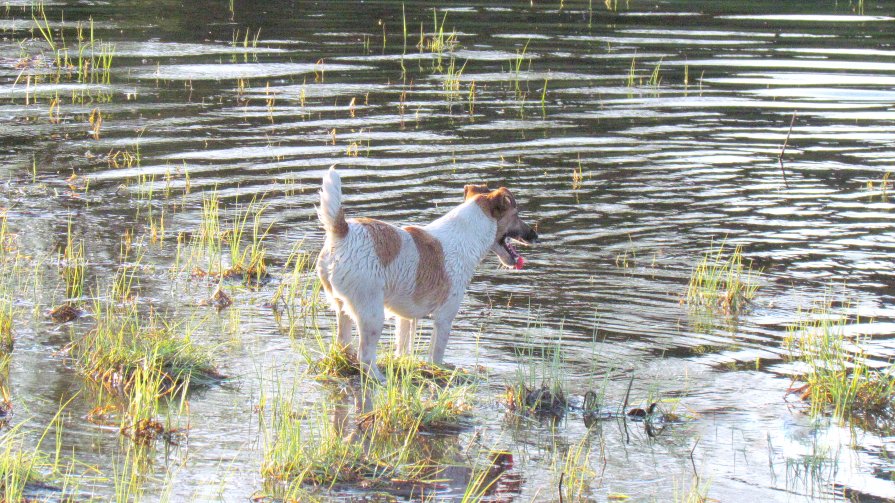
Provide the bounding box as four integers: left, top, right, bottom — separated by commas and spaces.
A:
318, 165, 349, 238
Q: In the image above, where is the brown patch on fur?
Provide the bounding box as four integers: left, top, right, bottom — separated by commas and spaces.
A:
404, 226, 451, 307
464, 184, 490, 201
354, 218, 402, 267
472, 187, 516, 220
332, 209, 349, 238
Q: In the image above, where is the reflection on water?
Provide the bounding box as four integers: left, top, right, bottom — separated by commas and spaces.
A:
0, 0, 893, 500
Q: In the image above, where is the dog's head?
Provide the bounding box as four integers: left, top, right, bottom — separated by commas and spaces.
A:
464, 184, 539, 270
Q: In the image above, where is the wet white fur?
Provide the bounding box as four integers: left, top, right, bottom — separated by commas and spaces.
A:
316, 166, 497, 382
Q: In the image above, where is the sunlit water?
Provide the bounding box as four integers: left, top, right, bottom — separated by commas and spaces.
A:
1, 0, 894, 501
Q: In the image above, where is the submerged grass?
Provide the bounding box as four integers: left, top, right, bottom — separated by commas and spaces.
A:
686, 242, 760, 315
785, 302, 895, 420
461, 450, 513, 502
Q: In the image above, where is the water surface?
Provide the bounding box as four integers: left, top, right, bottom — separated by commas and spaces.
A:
2, 0, 895, 501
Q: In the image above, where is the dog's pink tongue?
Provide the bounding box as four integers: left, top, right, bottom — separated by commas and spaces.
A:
514, 257, 525, 270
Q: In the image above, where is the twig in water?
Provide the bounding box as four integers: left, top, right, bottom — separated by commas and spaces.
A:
558, 472, 565, 503
778, 111, 797, 188
689, 438, 700, 481
598, 434, 608, 484
621, 373, 635, 413
620, 373, 635, 444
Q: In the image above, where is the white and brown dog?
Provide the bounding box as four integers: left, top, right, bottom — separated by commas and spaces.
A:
315, 166, 538, 382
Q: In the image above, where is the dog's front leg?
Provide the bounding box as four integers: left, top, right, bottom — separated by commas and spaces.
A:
429, 303, 460, 365
395, 317, 417, 356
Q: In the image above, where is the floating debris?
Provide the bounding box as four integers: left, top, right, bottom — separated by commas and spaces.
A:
199, 286, 233, 311
120, 417, 164, 443
48, 304, 82, 323
505, 384, 568, 417
191, 266, 270, 288
0, 396, 11, 420
86, 404, 118, 426
786, 383, 812, 401
626, 402, 657, 419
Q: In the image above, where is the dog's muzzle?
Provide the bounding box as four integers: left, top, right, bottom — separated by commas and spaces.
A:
521, 228, 539, 244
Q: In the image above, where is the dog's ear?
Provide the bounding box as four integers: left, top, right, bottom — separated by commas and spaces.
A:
486, 187, 515, 219
464, 184, 490, 201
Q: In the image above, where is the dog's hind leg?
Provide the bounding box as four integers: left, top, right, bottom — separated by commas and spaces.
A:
394, 317, 417, 356
335, 299, 354, 349
355, 294, 386, 383
318, 250, 354, 349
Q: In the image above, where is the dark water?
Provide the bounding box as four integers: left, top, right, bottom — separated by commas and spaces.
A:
2, 0, 895, 501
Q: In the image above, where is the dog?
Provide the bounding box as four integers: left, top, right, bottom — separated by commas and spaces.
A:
315, 166, 538, 382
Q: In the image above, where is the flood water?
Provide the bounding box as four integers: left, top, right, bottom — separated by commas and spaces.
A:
2, 0, 895, 501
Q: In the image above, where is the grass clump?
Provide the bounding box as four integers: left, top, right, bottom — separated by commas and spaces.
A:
118, 357, 190, 444
72, 301, 214, 444
187, 193, 272, 288
0, 428, 46, 502
417, 9, 459, 73
30, 8, 116, 85
686, 242, 760, 315
261, 400, 369, 486
270, 243, 325, 338
505, 320, 568, 416
673, 476, 712, 503
310, 343, 362, 378
359, 357, 474, 433
60, 223, 86, 303
553, 436, 596, 503
0, 297, 13, 354
785, 303, 895, 420
222, 197, 272, 285
68, 301, 220, 395
306, 339, 475, 433
0, 403, 86, 501
261, 399, 436, 493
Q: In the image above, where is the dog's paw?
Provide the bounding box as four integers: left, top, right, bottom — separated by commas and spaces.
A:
439, 362, 458, 371
362, 364, 387, 385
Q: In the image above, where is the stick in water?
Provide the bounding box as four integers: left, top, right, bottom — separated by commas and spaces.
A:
778, 111, 796, 188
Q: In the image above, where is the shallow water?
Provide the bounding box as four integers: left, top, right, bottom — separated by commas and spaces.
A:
2, 0, 895, 501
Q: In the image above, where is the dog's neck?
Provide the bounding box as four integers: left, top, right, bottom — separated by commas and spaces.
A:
425, 199, 497, 280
